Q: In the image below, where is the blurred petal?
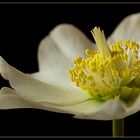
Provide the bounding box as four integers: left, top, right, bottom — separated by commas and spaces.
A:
0, 87, 76, 113
0, 87, 46, 109
126, 94, 140, 117
43, 99, 128, 120
0, 56, 91, 105
36, 24, 95, 85
0, 87, 133, 120
0, 87, 107, 120
108, 13, 140, 45
30, 71, 74, 87
59, 100, 126, 120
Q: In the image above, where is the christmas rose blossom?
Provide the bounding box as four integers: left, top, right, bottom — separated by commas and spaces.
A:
1, 13, 140, 120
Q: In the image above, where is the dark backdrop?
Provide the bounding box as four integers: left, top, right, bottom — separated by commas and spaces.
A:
0, 3, 140, 137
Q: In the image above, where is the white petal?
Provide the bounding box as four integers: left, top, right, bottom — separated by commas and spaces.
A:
0, 87, 74, 113
49, 99, 127, 120
0, 87, 103, 118
40, 98, 129, 120
0, 87, 82, 114
36, 24, 95, 85
0, 87, 46, 109
30, 71, 74, 87
0, 56, 91, 105
0, 87, 132, 120
125, 94, 140, 117
108, 13, 140, 45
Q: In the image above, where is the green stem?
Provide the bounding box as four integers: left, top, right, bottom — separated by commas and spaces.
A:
112, 119, 124, 137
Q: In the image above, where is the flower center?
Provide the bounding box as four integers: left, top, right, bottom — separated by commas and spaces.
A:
69, 27, 140, 102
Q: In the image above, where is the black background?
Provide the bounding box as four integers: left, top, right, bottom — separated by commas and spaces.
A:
0, 3, 140, 137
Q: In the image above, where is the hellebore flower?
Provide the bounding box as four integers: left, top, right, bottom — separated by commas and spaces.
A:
1, 13, 140, 135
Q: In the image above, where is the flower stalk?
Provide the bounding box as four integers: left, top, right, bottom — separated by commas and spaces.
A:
112, 119, 124, 137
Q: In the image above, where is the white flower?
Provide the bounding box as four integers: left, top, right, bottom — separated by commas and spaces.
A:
1, 13, 140, 120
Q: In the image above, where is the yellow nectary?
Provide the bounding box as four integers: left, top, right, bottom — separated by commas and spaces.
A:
69, 27, 140, 102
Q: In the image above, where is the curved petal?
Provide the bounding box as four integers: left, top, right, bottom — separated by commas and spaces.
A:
107, 13, 140, 45
0, 87, 46, 109
0, 56, 91, 105
36, 24, 95, 85
0, 87, 109, 120
40, 99, 128, 120
74, 99, 127, 120
126, 94, 140, 117
0, 87, 76, 113
1, 86, 137, 120
0, 87, 132, 120
30, 71, 74, 87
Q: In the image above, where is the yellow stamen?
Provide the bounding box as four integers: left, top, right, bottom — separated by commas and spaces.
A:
69, 27, 140, 102
91, 27, 111, 59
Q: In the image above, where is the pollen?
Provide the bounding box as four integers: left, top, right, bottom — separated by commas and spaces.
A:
69, 27, 140, 102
